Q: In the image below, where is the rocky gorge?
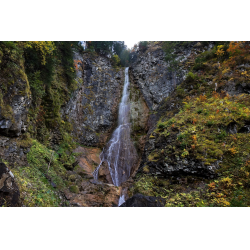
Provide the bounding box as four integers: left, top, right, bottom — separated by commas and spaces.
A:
1, 41, 250, 207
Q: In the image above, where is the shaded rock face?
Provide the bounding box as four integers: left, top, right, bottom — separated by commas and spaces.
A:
130, 43, 216, 111
129, 77, 149, 133
0, 162, 20, 206
220, 64, 250, 96
0, 52, 31, 167
130, 49, 183, 111
0, 136, 29, 167
119, 193, 166, 207
62, 53, 123, 147
0, 74, 31, 138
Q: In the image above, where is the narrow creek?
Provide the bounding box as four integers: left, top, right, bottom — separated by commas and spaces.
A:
93, 67, 138, 206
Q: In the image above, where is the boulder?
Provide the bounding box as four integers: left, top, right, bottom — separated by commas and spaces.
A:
0, 162, 20, 206
119, 193, 166, 207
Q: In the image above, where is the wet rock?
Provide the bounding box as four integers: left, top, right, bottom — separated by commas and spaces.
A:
98, 161, 113, 184
73, 146, 102, 179
119, 193, 166, 207
0, 162, 20, 206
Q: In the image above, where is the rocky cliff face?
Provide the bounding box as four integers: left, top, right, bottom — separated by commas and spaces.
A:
130, 48, 180, 111
130, 42, 219, 178
62, 53, 124, 147
127, 42, 250, 207
0, 58, 31, 138
129, 42, 208, 111
0, 46, 31, 167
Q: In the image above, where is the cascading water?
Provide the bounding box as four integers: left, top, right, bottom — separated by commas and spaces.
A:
93, 67, 138, 192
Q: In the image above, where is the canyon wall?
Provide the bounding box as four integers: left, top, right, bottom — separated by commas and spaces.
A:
62, 53, 124, 147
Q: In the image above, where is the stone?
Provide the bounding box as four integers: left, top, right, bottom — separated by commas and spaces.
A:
0, 162, 20, 206
119, 193, 166, 207
63, 179, 120, 207
73, 146, 102, 179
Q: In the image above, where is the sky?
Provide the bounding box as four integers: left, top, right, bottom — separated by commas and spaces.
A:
124, 40, 138, 49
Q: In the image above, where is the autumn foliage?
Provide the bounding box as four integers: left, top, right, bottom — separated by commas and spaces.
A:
74, 59, 82, 70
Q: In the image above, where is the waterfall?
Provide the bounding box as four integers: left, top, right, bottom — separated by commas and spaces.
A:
118, 194, 125, 206
93, 67, 138, 188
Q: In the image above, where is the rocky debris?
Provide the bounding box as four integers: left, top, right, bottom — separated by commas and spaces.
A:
59, 145, 121, 206
0, 136, 29, 166
63, 179, 120, 207
62, 53, 124, 147
144, 157, 220, 179
0, 162, 20, 206
119, 193, 166, 207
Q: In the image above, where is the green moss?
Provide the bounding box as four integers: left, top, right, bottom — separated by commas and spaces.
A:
68, 175, 76, 182
16, 134, 33, 148
142, 165, 150, 173
69, 185, 79, 194
148, 151, 160, 162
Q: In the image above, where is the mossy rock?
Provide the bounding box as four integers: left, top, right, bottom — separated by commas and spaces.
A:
69, 185, 79, 194
68, 175, 76, 182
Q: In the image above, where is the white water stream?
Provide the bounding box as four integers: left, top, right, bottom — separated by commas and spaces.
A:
93, 67, 137, 205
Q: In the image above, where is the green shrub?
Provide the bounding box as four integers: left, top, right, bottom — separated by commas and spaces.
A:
29, 71, 46, 102
206, 121, 214, 127
158, 123, 166, 129
111, 54, 121, 68
197, 109, 203, 114
186, 71, 198, 82
139, 41, 148, 52
216, 130, 227, 140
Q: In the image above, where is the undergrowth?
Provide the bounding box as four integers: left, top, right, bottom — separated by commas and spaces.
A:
12, 139, 79, 207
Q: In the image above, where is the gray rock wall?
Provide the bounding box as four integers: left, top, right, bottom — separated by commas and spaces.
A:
129, 43, 215, 111
0, 72, 31, 137
130, 48, 183, 111
62, 53, 124, 147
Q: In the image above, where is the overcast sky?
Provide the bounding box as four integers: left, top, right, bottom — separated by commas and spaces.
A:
124, 40, 139, 49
